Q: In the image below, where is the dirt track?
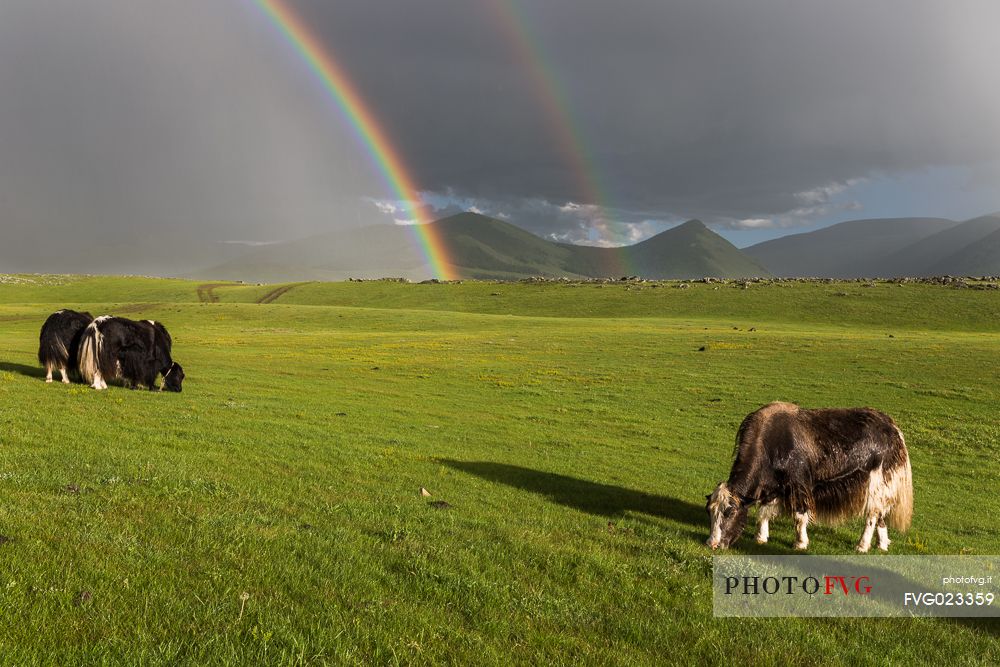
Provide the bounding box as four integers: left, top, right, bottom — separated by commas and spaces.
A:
256, 282, 311, 305
197, 284, 228, 303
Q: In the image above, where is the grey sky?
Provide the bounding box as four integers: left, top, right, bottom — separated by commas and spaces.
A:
1, 0, 999, 270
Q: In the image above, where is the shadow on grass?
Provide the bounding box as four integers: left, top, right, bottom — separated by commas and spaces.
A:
0, 362, 46, 379
444, 459, 999, 636
439, 459, 706, 528
439, 461, 815, 552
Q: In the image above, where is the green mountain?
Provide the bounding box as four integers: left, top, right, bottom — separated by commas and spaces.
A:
428, 213, 586, 279
625, 219, 770, 279
410, 213, 771, 279
743, 217, 957, 277
197, 213, 770, 282
553, 219, 770, 279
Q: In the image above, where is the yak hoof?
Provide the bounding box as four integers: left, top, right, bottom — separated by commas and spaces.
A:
793, 541, 808, 550
756, 537, 768, 544
61, 378, 70, 384
856, 543, 871, 553
45, 378, 53, 384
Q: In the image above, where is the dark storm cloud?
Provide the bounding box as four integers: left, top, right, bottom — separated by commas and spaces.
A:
0, 0, 390, 271
1, 0, 999, 270
294, 0, 1000, 228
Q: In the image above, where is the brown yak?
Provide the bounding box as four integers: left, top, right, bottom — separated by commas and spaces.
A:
706, 402, 912, 552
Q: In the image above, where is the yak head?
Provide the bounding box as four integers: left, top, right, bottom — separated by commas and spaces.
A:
162, 362, 185, 392
706, 482, 749, 549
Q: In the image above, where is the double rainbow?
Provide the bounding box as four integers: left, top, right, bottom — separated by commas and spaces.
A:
255, 1, 632, 279
488, 0, 631, 276
254, 0, 454, 280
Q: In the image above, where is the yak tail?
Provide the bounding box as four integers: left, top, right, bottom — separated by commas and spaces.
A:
77, 323, 101, 384
38, 336, 69, 367
887, 453, 913, 532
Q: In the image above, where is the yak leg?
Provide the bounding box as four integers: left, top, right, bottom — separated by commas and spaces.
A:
876, 514, 891, 551
756, 500, 780, 544
60, 366, 71, 384
857, 512, 878, 553
92, 369, 106, 391
786, 478, 815, 550
45, 363, 54, 383
793, 512, 810, 550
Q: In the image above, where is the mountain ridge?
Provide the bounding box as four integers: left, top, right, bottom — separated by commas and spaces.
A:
189, 211, 1000, 282
743, 217, 959, 278
197, 213, 771, 282
744, 214, 1000, 278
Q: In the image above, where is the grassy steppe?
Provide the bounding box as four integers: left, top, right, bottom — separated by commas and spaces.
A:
0, 275, 998, 664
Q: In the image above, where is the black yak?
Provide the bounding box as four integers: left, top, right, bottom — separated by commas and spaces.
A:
78, 316, 184, 392
706, 402, 912, 552
38, 309, 94, 383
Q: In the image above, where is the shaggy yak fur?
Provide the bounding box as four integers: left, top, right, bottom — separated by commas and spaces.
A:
38, 309, 94, 384
706, 402, 912, 552
78, 316, 184, 392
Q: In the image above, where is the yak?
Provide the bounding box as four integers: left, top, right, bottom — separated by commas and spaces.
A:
38, 309, 94, 384
706, 402, 912, 552
78, 316, 184, 392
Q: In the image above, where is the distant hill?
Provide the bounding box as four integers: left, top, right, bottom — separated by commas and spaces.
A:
743, 217, 958, 278
624, 219, 771, 279
197, 213, 771, 281
428, 213, 587, 279
872, 214, 1000, 277
915, 214, 1000, 276
928, 222, 1000, 276
557, 219, 770, 279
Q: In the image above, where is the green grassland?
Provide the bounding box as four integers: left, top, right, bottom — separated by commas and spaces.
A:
0, 274, 998, 664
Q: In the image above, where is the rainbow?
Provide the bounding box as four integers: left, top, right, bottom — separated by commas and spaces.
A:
252, 0, 454, 280
487, 0, 632, 276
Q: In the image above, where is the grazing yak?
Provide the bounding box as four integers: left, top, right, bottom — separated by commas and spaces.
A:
78, 316, 185, 392
38, 309, 94, 383
706, 402, 912, 552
